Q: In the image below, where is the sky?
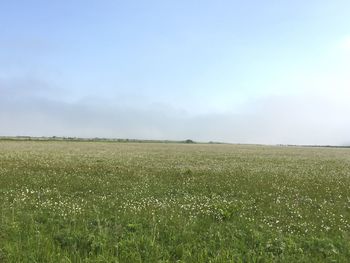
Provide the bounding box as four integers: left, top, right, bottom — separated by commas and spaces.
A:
1, 0, 350, 145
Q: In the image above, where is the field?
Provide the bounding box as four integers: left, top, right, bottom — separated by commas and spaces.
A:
0, 141, 350, 262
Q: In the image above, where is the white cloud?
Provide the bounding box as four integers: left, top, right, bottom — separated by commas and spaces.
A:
1, 87, 350, 145
1, 71, 350, 146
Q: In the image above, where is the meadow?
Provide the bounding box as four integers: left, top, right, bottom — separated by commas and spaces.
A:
0, 140, 350, 262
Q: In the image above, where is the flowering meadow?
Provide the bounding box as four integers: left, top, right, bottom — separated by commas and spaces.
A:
0, 140, 350, 262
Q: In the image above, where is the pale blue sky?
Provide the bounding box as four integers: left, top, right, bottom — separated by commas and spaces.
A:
1, 1, 350, 144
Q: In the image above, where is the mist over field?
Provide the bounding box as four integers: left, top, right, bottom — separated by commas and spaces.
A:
1, 77, 350, 145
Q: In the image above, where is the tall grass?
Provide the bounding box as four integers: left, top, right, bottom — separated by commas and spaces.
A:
1, 141, 350, 262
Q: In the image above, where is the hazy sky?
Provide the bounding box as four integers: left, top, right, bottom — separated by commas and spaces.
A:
1, 0, 350, 145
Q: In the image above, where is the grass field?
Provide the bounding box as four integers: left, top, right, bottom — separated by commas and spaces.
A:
0, 141, 350, 262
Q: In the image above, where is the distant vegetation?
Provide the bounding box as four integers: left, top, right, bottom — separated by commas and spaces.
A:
0, 136, 203, 144
1, 141, 350, 262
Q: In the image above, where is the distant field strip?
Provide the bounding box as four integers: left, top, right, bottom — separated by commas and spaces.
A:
0, 141, 350, 262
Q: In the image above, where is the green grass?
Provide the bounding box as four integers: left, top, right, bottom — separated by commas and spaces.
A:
0, 141, 350, 262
